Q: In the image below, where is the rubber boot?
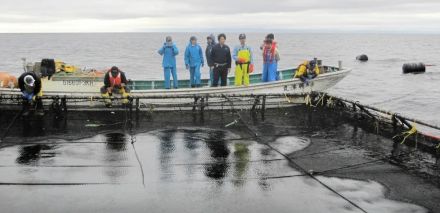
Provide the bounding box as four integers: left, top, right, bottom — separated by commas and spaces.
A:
121, 88, 130, 107
102, 93, 112, 108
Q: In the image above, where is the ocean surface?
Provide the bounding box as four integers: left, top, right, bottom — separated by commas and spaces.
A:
0, 33, 439, 126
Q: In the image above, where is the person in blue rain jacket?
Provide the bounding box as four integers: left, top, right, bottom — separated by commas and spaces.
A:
184, 36, 204, 88
158, 36, 179, 89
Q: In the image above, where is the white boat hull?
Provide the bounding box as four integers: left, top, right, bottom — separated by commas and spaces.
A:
0, 69, 351, 111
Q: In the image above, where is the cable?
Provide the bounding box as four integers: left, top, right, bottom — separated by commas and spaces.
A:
124, 106, 145, 188
315, 149, 419, 175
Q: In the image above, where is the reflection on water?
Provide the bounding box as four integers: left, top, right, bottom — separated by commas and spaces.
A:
158, 129, 176, 181
104, 132, 129, 182
204, 131, 230, 181
105, 132, 128, 152
16, 144, 55, 165
233, 143, 250, 186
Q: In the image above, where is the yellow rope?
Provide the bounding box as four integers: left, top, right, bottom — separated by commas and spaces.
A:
436, 143, 440, 149
318, 93, 326, 106
284, 93, 292, 103
305, 94, 314, 107
393, 123, 417, 145
327, 96, 334, 107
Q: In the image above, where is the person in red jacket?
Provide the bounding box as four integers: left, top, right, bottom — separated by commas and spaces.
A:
100, 66, 130, 108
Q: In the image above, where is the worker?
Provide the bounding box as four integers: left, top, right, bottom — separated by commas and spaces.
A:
158, 36, 179, 89
100, 66, 130, 108
233, 34, 254, 86
205, 34, 216, 86
184, 36, 204, 88
294, 60, 320, 84
18, 72, 43, 116
209, 33, 232, 87
261, 38, 280, 82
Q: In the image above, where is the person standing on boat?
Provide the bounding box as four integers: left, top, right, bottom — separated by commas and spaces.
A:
209, 34, 232, 87
205, 34, 216, 86
101, 66, 130, 108
18, 72, 43, 116
233, 34, 254, 86
184, 36, 204, 88
261, 38, 280, 82
158, 36, 179, 89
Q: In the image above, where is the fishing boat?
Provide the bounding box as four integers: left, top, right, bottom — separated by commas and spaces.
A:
0, 59, 351, 110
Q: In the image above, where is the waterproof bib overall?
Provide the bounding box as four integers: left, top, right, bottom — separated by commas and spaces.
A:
235, 49, 251, 86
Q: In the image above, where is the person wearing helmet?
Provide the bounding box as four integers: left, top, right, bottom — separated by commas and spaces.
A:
233, 34, 254, 86
184, 36, 204, 88
100, 66, 130, 108
205, 34, 216, 86
158, 36, 179, 89
18, 72, 43, 116
294, 59, 320, 84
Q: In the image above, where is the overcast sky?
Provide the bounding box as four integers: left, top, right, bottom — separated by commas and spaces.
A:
1, 0, 440, 33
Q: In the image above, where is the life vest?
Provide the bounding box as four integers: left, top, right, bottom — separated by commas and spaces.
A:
263, 42, 277, 63
109, 72, 122, 87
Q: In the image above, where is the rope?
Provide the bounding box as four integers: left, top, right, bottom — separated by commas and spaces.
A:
393, 123, 417, 145
284, 93, 292, 103
315, 149, 419, 175
305, 93, 326, 108
123, 106, 146, 188
305, 94, 314, 107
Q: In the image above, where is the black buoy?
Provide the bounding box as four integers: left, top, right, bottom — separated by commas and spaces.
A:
402, 63, 426, 74
356, 54, 369, 61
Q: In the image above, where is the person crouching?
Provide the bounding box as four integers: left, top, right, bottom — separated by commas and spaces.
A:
100, 66, 130, 108
294, 60, 320, 84
18, 72, 43, 116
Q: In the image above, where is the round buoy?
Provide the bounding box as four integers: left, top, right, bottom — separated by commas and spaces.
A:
356, 54, 369, 61
402, 63, 426, 74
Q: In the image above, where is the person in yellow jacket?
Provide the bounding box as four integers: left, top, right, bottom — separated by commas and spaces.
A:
294, 60, 320, 84
233, 34, 254, 86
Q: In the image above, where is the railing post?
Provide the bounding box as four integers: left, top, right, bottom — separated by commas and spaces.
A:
262, 95, 266, 112
135, 98, 140, 113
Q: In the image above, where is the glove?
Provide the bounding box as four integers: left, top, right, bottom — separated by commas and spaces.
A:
201, 63, 204, 67
249, 64, 255, 73
185, 65, 189, 70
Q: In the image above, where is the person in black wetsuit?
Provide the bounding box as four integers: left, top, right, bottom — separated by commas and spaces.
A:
209, 34, 232, 87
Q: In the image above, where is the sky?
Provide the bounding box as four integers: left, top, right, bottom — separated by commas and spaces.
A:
1, 0, 440, 33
